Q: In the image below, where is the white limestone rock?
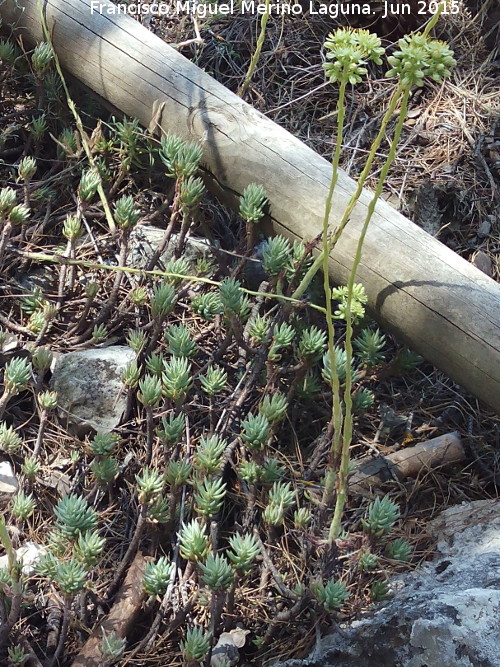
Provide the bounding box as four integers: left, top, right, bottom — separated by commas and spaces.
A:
51, 345, 135, 432
273, 500, 500, 667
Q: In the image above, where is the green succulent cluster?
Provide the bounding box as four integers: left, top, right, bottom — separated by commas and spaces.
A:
164, 324, 197, 358
227, 533, 260, 575
2, 357, 32, 395
0, 422, 22, 454
259, 392, 288, 424
362, 495, 400, 537
35, 495, 105, 599
194, 435, 227, 475
200, 553, 233, 590
354, 328, 386, 368
263, 482, 296, 527
200, 364, 228, 397
181, 626, 211, 663
143, 556, 173, 596
162, 356, 192, 404
114, 194, 140, 230
90, 432, 120, 486
164, 459, 191, 488
159, 134, 203, 179
157, 412, 185, 444
239, 183, 268, 223
179, 519, 209, 563
219, 278, 250, 319
240, 412, 270, 450
311, 579, 349, 612
194, 477, 226, 518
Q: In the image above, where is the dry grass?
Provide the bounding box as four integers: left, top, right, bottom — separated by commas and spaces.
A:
145, 0, 499, 277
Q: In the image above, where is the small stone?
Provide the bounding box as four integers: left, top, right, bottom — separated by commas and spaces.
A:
472, 250, 493, 277
477, 219, 491, 238
0, 460, 18, 494
51, 346, 136, 432
0, 542, 47, 575
128, 226, 215, 269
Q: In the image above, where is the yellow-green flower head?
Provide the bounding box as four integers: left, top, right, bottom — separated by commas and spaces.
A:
323, 28, 385, 86
386, 33, 456, 87
425, 40, 457, 82
356, 30, 385, 65
323, 48, 367, 86
324, 27, 359, 52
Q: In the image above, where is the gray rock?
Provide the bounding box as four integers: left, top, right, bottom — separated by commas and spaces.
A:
128, 225, 215, 269
51, 346, 135, 432
274, 500, 500, 667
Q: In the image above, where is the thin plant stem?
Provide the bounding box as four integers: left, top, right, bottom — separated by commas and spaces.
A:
48, 596, 71, 667
39, 6, 116, 233
292, 81, 404, 302
145, 405, 155, 465
0, 389, 12, 421
328, 86, 412, 542
0, 519, 23, 648
33, 407, 49, 458
14, 249, 332, 318
0, 220, 12, 268
321, 77, 347, 511
238, 0, 271, 97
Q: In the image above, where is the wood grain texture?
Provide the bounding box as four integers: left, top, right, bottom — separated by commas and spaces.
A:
1, 0, 499, 413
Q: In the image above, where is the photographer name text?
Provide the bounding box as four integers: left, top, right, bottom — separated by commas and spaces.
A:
90, 2, 460, 20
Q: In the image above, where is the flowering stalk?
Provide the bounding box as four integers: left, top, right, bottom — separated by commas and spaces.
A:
321, 73, 347, 509
239, 0, 271, 97
292, 6, 448, 303
328, 86, 412, 540
316, 28, 386, 512
328, 6, 455, 541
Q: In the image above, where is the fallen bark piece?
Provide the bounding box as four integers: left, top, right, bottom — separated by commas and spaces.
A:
71, 552, 146, 667
349, 432, 464, 494
1, 0, 499, 414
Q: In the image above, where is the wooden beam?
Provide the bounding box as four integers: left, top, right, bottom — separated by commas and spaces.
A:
2, 0, 499, 414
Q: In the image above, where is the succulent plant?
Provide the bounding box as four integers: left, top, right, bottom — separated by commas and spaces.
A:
358, 550, 379, 572
311, 579, 349, 612
165, 324, 197, 358
362, 496, 400, 537
199, 364, 228, 396
11, 491, 36, 521
227, 533, 260, 574
240, 412, 270, 450
385, 538, 412, 563
143, 556, 173, 596
135, 468, 164, 503
259, 392, 288, 424
179, 519, 209, 563
200, 553, 233, 590
180, 626, 211, 663
193, 435, 227, 475
194, 477, 226, 518
239, 183, 267, 223
53, 558, 88, 596
74, 530, 106, 567
157, 412, 185, 444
